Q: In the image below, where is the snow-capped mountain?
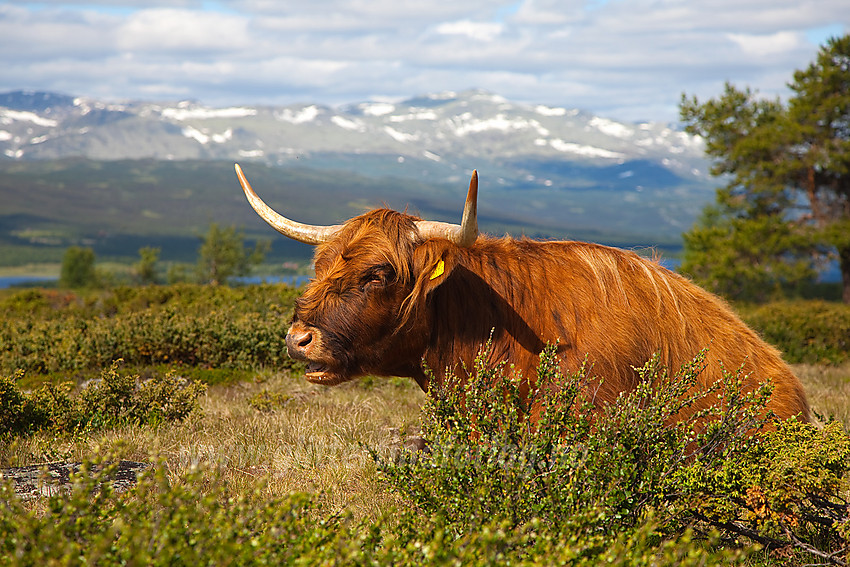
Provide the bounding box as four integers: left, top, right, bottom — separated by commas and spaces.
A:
0, 89, 706, 183
1, 89, 716, 249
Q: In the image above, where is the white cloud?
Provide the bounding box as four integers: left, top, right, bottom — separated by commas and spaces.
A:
0, 1, 847, 121
117, 8, 250, 52
435, 20, 504, 42
512, 0, 585, 25
726, 31, 802, 57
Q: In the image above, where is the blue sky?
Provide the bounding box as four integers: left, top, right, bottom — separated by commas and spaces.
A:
2, 1, 847, 121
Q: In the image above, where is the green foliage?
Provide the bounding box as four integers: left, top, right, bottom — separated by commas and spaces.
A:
166, 262, 192, 284
3, 344, 850, 564
0, 456, 744, 566
2, 281, 848, 562
788, 35, 850, 190
680, 34, 850, 303
59, 246, 97, 289
0, 284, 301, 375
195, 223, 270, 285
0, 459, 342, 567
681, 205, 818, 302
133, 246, 160, 285
0, 361, 205, 438
375, 344, 850, 563
739, 300, 850, 364
675, 419, 850, 554
0, 371, 51, 438
248, 390, 292, 412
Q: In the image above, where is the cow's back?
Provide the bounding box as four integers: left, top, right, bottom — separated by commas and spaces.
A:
430, 238, 810, 422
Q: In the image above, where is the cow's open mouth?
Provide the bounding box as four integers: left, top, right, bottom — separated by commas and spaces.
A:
304, 362, 347, 385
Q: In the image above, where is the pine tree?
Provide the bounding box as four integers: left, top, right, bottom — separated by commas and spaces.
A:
680, 35, 850, 302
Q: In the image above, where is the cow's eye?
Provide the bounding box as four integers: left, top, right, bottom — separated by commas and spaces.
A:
362, 265, 394, 290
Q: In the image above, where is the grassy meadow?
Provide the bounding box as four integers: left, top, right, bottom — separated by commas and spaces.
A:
2, 283, 850, 565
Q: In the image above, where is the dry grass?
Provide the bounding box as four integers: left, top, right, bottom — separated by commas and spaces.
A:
3, 370, 427, 520
793, 362, 850, 425
4, 361, 848, 521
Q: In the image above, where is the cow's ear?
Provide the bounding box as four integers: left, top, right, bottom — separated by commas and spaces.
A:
400, 241, 456, 324
412, 240, 456, 294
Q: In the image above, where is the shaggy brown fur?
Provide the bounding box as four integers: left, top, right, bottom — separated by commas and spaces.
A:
285, 208, 809, 423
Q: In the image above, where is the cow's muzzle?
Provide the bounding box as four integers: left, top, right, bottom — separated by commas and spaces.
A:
285, 327, 313, 361
285, 322, 346, 385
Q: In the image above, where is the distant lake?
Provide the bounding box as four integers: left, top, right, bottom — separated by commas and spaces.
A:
0, 276, 57, 289
232, 275, 311, 287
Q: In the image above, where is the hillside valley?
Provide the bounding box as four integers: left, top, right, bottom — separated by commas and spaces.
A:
0, 90, 715, 269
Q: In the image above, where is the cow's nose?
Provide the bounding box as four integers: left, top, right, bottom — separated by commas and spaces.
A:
285, 329, 313, 359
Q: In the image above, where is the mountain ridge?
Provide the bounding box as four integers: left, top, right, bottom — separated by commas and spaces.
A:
0, 89, 715, 267
0, 88, 707, 179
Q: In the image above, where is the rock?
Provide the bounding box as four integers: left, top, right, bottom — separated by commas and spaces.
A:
0, 460, 149, 500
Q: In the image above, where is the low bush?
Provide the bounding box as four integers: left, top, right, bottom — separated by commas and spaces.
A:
0, 284, 301, 375
2, 284, 850, 563
739, 300, 850, 364
0, 455, 744, 566
0, 459, 339, 567
0, 361, 205, 438
374, 344, 850, 564
3, 346, 849, 564
0, 370, 51, 439
3, 286, 848, 375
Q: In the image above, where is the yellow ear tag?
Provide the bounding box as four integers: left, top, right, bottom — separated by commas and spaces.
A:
429, 259, 445, 280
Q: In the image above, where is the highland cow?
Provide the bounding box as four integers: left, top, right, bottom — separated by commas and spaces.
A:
235, 164, 809, 423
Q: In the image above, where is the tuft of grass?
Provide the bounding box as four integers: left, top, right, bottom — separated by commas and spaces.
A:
793, 362, 850, 425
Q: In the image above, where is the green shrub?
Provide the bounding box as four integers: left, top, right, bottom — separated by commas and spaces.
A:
0, 454, 745, 566
0, 458, 341, 567
0, 284, 300, 375
8, 347, 848, 564
59, 246, 97, 288
0, 371, 51, 438
0, 362, 205, 438
739, 300, 850, 364
675, 418, 850, 556
374, 344, 850, 564
4, 287, 845, 376
248, 390, 292, 412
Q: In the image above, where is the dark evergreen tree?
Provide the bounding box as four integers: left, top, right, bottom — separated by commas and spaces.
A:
680, 35, 850, 302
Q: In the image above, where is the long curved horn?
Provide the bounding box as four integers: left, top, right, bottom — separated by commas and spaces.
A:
235, 164, 343, 245
415, 170, 479, 247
